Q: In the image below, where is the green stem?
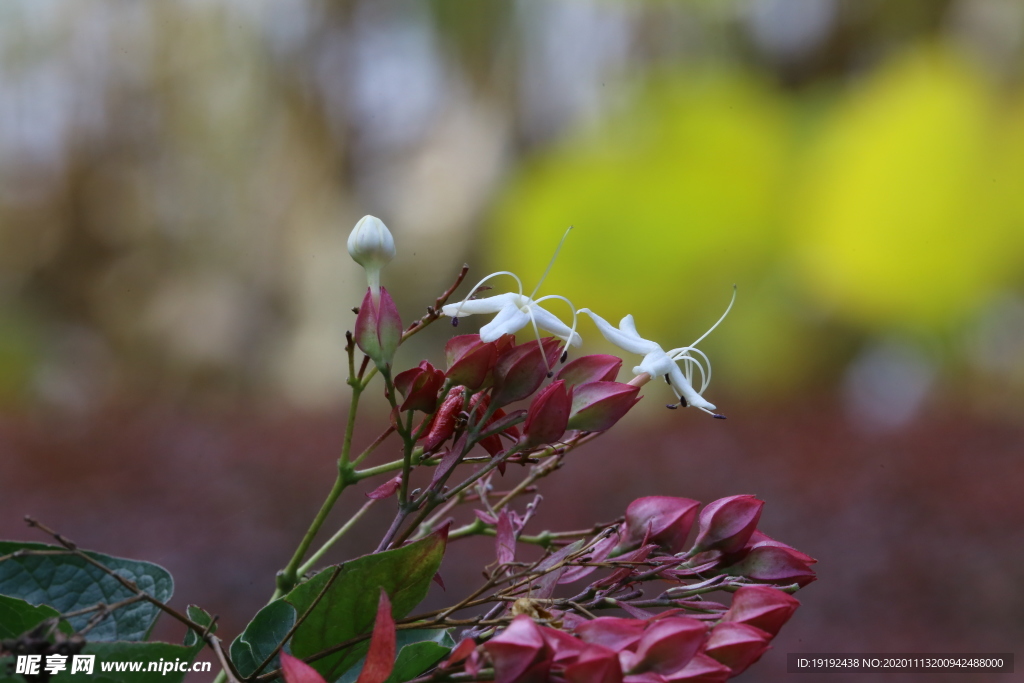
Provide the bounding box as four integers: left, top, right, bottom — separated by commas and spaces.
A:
297, 499, 375, 576
275, 378, 364, 597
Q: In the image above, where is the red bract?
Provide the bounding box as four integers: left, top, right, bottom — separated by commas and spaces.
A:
662, 653, 731, 682
354, 287, 402, 370
522, 380, 572, 448
722, 545, 817, 587
356, 590, 397, 683
441, 638, 477, 669
394, 361, 444, 413
280, 652, 327, 683
483, 615, 552, 683
418, 386, 466, 453
747, 531, 817, 565
540, 626, 587, 663
366, 475, 401, 500
496, 509, 516, 565
564, 644, 624, 683
691, 495, 764, 555
721, 585, 800, 637
624, 497, 701, 553
626, 618, 707, 675
445, 334, 486, 366
555, 354, 622, 386
567, 381, 641, 432
575, 617, 647, 651
702, 622, 771, 677
491, 340, 558, 407
446, 336, 499, 390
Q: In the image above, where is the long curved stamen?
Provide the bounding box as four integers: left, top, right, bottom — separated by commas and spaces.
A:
525, 305, 553, 375
529, 226, 574, 300
450, 271, 525, 317
670, 346, 712, 393
689, 284, 737, 348
678, 354, 708, 394
533, 294, 580, 360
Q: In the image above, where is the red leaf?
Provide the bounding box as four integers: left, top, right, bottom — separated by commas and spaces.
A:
356, 589, 397, 683
432, 572, 446, 591
496, 509, 516, 566
441, 638, 477, 669
280, 652, 328, 683
366, 475, 401, 500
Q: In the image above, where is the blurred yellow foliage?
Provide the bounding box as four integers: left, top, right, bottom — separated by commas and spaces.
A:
794, 45, 1018, 330
488, 47, 1024, 396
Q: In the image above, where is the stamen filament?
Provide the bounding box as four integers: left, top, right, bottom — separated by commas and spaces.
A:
450, 271, 524, 316
529, 226, 574, 300
688, 284, 737, 348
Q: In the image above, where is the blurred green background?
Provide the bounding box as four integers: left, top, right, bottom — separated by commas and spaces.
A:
2, 1, 1023, 681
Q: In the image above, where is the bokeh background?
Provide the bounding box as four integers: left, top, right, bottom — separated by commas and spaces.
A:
2, 1, 1023, 681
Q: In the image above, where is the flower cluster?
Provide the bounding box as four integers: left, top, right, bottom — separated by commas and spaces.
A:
273, 217, 813, 683
477, 591, 796, 683
0, 215, 814, 683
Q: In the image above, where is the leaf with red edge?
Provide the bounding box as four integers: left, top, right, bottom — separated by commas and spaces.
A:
355, 590, 396, 683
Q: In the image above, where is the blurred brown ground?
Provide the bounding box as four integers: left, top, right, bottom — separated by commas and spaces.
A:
2, 396, 1021, 683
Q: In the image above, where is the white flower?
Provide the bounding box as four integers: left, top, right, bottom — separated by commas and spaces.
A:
441, 228, 582, 349
441, 276, 582, 347
348, 215, 396, 290
581, 287, 735, 418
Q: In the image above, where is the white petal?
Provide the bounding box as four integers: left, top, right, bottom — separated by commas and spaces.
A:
585, 310, 660, 355
636, 350, 676, 379
442, 292, 519, 317
479, 302, 531, 341
668, 363, 716, 411
618, 314, 643, 338
529, 304, 583, 346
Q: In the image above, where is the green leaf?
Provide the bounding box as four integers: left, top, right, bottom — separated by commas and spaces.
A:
228, 599, 296, 678
182, 605, 217, 647
231, 530, 447, 682
337, 630, 454, 683
0, 594, 72, 639
288, 530, 447, 681
0, 542, 173, 642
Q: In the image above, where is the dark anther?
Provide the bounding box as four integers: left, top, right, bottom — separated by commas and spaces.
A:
664, 375, 671, 384
546, 371, 554, 378
666, 403, 679, 410
560, 350, 568, 363
352, 307, 360, 314
451, 318, 459, 327
712, 413, 727, 420
680, 395, 688, 407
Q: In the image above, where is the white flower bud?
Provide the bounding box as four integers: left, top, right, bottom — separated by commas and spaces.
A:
347, 215, 396, 290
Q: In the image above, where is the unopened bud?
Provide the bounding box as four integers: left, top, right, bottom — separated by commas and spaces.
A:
348, 215, 396, 290
691, 495, 764, 555
703, 622, 772, 676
